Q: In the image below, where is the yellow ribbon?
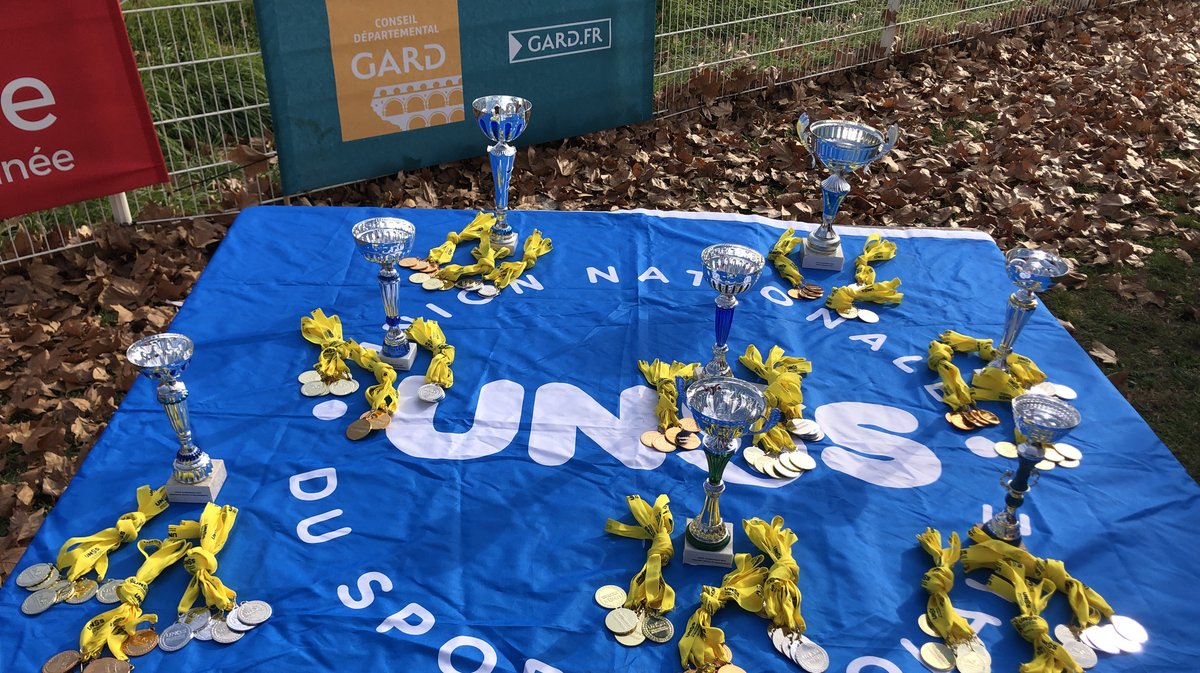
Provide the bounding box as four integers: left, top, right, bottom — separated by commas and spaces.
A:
768, 228, 805, 288
487, 229, 553, 289
56, 485, 169, 582
437, 235, 509, 282
678, 553, 768, 669
79, 536, 192, 661
741, 345, 808, 449
172, 503, 239, 614
963, 526, 1113, 629
826, 278, 904, 311
637, 359, 699, 431
927, 341, 975, 410
300, 309, 400, 414
940, 330, 999, 360
972, 366, 1026, 402
916, 528, 976, 645
426, 212, 494, 264
407, 318, 455, 389
743, 516, 805, 633
603, 494, 675, 614
854, 234, 897, 286
991, 560, 1083, 673
936, 330, 1047, 399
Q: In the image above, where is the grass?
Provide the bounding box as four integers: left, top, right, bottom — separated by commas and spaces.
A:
1042, 203, 1200, 479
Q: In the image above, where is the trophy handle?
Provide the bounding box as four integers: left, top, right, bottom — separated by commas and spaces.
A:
759, 407, 781, 430
795, 113, 812, 152
880, 124, 900, 157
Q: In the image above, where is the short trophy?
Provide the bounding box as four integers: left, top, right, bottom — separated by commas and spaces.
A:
126, 333, 226, 503
683, 376, 779, 567
982, 394, 1081, 545
985, 248, 1069, 372
699, 244, 766, 379
352, 217, 418, 370
472, 95, 532, 252
796, 114, 899, 271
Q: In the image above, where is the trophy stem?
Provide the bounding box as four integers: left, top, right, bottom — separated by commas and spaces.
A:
686, 446, 734, 551
702, 298, 737, 378
156, 380, 211, 485
806, 171, 849, 256
377, 264, 409, 356
983, 443, 1041, 545
487, 142, 518, 250
986, 289, 1037, 371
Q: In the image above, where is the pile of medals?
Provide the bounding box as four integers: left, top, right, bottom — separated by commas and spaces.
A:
602, 495, 677, 649
401, 256, 499, 297
768, 229, 825, 302
299, 309, 400, 441
637, 359, 702, 454
916, 526, 1149, 672
399, 213, 554, 298
990, 438, 1084, 470
825, 234, 903, 323
926, 332, 1028, 432
18, 485, 170, 618
739, 345, 820, 480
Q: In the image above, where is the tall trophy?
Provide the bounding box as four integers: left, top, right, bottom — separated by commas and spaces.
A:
796, 114, 899, 271
126, 333, 226, 502
985, 248, 1069, 372
982, 394, 1080, 545
472, 95, 532, 251
682, 377, 779, 567
352, 217, 418, 370
699, 244, 766, 378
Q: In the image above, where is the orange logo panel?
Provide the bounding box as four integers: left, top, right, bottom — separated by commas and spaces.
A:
325, 1, 465, 142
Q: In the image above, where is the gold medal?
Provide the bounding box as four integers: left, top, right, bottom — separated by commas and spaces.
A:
639, 431, 663, 448
679, 418, 700, 433
364, 410, 392, 430
919, 642, 955, 672
664, 427, 682, 445
345, 418, 372, 441
944, 411, 973, 431
675, 432, 701, 450
652, 435, 677, 453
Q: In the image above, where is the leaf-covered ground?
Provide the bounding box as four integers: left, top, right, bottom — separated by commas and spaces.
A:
1, 1, 1196, 582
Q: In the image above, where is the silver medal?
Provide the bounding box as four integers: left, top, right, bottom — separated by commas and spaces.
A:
1081, 624, 1121, 654
226, 607, 256, 632
329, 378, 359, 396
237, 600, 273, 626
158, 621, 194, 652
210, 620, 244, 644
96, 579, 122, 604
417, 383, 446, 403
856, 308, 880, 323
297, 370, 322, 384
1062, 639, 1097, 669
20, 587, 59, 615
192, 620, 215, 641
15, 563, 57, 589
300, 381, 329, 397
477, 284, 499, 298
1109, 615, 1148, 644
792, 635, 830, 673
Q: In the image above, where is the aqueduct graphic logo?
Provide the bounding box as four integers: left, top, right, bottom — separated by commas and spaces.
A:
370, 76, 465, 131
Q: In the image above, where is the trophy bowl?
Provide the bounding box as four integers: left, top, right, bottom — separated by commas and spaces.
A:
1006, 248, 1070, 294
1012, 393, 1081, 445
686, 377, 771, 448
801, 119, 893, 174
472, 95, 532, 144
126, 333, 194, 382
351, 217, 416, 263
701, 244, 765, 295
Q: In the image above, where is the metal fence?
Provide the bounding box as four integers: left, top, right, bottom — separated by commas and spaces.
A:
1, 0, 1121, 265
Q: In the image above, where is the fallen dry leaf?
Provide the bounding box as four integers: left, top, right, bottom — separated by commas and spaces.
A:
1089, 341, 1120, 365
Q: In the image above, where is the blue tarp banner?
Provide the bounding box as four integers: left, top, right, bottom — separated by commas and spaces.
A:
3, 207, 1198, 673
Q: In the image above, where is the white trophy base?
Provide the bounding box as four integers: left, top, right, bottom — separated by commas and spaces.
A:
378, 343, 417, 371
682, 520, 735, 568
800, 242, 845, 271
166, 459, 227, 503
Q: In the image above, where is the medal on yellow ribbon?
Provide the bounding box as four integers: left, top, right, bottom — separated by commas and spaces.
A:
300, 309, 400, 439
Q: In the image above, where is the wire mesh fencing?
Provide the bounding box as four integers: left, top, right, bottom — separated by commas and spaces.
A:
2, 0, 1129, 265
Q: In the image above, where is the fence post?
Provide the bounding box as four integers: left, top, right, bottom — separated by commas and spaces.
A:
880, 0, 902, 51
108, 192, 133, 225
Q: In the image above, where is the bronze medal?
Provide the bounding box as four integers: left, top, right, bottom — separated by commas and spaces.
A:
786, 288, 805, 301
345, 418, 372, 441
41, 650, 81, 673
945, 411, 974, 431
82, 658, 132, 673
366, 410, 392, 430
398, 257, 419, 268
120, 628, 159, 657
974, 409, 1001, 425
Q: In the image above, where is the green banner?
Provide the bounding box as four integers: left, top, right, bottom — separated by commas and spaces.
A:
254, 0, 656, 194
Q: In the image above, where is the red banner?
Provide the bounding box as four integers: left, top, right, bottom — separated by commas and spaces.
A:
0, 0, 167, 220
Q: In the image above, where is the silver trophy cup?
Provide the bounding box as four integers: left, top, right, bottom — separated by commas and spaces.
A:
352, 217, 418, 370
796, 115, 899, 271
684, 377, 779, 561
982, 394, 1081, 545
472, 95, 532, 251
126, 333, 225, 502
986, 248, 1069, 372
699, 244, 766, 379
